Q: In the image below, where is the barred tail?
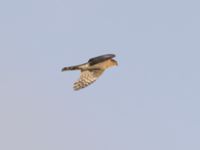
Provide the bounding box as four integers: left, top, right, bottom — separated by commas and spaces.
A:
61, 65, 80, 71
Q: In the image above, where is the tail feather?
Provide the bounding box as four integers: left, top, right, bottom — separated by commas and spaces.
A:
61, 65, 80, 71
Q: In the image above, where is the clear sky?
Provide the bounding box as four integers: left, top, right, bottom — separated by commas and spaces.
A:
0, 0, 200, 150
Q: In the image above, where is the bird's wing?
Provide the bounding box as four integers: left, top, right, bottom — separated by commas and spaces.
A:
88, 54, 115, 65
73, 69, 104, 90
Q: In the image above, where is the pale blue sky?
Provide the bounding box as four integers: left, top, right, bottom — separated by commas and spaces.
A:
0, 0, 200, 150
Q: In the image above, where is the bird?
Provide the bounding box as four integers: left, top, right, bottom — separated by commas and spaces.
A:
62, 54, 118, 90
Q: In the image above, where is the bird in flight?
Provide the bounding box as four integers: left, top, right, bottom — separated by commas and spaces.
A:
62, 54, 118, 90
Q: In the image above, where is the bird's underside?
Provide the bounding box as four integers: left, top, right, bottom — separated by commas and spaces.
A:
62, 54, 117, 90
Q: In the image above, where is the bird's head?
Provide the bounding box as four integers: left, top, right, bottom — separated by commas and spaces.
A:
110, 59, 118, 67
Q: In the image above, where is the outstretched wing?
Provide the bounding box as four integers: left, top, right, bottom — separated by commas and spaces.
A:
73, 69, 104, 90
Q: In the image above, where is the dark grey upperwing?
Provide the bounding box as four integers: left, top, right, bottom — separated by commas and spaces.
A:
88, 54, 116, 65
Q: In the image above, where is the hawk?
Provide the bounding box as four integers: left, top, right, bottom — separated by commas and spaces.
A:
62, 54, 118, 90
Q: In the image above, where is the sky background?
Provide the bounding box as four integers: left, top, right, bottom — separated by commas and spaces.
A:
0, 0, 200, 150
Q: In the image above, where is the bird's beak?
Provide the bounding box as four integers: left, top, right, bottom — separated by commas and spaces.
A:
115, 61, 118, 66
